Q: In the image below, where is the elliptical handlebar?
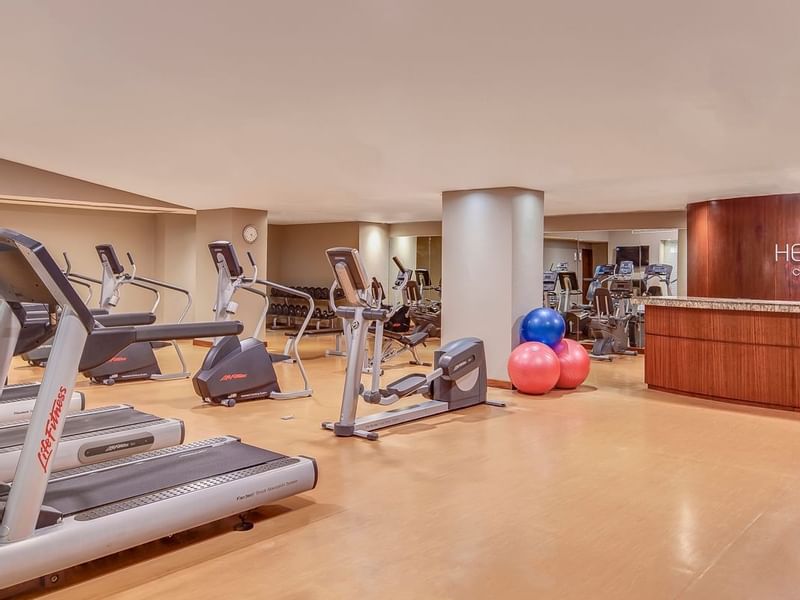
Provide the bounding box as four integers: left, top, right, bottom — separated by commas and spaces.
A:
244, 251, 259, 287
260, 278, 316, 392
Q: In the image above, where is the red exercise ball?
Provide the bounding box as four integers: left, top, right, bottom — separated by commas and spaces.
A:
554, 338, 591, 389
507, 342, 560, 395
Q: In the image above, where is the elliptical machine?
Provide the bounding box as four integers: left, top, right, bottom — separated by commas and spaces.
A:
192, 241, 314, 406
322, 247, 504, 441
82, 244, 192, 384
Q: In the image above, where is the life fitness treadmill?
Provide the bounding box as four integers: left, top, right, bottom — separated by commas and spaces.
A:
0, 303, 84, 420
0, 302, 159, 422
0, 229, 318, 592
0, 303, 184, 482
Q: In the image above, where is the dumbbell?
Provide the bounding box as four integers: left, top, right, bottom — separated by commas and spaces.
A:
280, 304, 289, 316
312, 307, 322, 319
300, 306, 309, 317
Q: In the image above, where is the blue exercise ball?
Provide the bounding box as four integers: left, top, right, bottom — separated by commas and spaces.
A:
520, 307, 566, 348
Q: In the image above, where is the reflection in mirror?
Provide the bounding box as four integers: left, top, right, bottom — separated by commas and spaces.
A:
389, 235, 442, 337
542, 228, 681, 353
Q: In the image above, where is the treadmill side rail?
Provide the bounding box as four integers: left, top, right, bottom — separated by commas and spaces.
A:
0, 455, 317, 590
0, 391, 84, 424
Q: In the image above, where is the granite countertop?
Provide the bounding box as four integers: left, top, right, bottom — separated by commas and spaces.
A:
630, 296, 800, 313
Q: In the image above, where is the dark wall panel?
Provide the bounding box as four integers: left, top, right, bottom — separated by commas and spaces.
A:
687, 194, 800, 300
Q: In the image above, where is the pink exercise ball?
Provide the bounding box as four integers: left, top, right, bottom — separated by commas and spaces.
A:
507, 342, 560, 395
554, 338, 591, 389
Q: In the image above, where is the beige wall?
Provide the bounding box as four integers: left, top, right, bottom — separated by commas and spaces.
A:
195, 208, 268, 338
544, 210, 686, 232
0, 204, 160, 313
0, 158, 189, 211
267, 222, 359, 286
154, 213, 198, 322
389, 221, 442, 238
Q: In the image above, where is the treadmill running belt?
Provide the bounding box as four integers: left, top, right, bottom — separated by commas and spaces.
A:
0, 383, 40, 402
0, 408, 162, 451
32, 442, 287, 517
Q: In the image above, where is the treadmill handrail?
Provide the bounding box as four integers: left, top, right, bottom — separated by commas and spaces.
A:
80, 321, 243, 371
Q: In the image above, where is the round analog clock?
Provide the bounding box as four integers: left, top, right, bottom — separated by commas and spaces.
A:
242, 225, 259, 244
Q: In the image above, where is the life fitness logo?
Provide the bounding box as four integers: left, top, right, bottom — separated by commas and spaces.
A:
221, 373, 247, 382
37, 385, 67, 472
775, 244, 800, 277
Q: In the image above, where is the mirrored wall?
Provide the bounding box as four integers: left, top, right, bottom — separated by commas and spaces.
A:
544, 229, 681, 299
389, 235, 442, 303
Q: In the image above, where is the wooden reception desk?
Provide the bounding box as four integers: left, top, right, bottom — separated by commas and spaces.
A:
635, 296, 800, 411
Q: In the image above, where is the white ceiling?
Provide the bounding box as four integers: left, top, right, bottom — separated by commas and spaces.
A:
2, 0, 800, 223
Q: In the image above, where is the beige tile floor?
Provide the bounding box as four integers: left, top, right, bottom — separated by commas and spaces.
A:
8, 332, 800, 599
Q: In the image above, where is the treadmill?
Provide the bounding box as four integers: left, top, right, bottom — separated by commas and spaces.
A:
0, 229, 318, 592
0, 303, 84, 421
0, 302, 159, 423
0, 304, 188, 481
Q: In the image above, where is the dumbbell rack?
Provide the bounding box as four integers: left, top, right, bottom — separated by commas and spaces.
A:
268, 285, 343, 331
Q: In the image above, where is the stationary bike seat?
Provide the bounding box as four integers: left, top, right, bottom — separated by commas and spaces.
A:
385, 373, 428, 397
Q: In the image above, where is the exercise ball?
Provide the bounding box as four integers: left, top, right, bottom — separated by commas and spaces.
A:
554, 339, 591, 389
507, 342, 561, 395
520, 307, 566, 348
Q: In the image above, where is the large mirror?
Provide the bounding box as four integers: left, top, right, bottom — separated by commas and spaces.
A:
386, 234, 443, 337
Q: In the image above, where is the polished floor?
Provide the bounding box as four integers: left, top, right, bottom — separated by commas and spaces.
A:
9, 333, 800, 599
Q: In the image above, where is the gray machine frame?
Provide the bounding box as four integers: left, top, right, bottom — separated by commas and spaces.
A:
321, 247, 504, 441
0, 229, 317, 592
208, 241, 314, 400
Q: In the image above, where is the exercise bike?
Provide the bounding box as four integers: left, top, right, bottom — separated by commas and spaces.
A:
321, 247, 504, 441
192, 241, 314, 406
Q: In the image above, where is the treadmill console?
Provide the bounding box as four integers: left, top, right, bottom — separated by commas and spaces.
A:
543, 271, 558, 292
644, 264, 673, 279
557, 271, 580, 292
208, 241, 244, 277
95, 244, 125, 275
594, 264, 616, 277
617, 260, 635, 277
610, 279, 633, 296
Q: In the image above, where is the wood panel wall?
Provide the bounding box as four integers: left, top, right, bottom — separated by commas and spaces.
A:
645, 305, 800, 410
687, 194, 800, 300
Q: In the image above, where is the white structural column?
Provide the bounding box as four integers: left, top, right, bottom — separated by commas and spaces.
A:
442, 187, 544, 383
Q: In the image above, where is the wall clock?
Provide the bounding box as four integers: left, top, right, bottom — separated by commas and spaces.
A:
242, 225, 259, 244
